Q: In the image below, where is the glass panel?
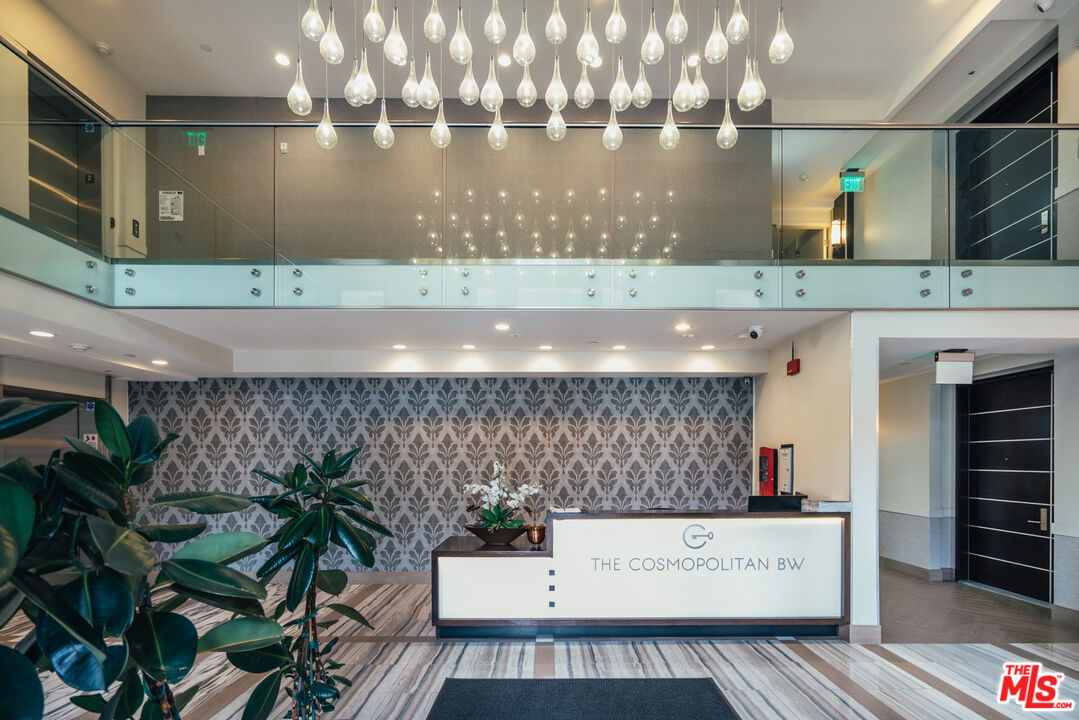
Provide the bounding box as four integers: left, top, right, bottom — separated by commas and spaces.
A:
444, 127, 611, 261
276, 125, 443, 262
613, 128, 774, 261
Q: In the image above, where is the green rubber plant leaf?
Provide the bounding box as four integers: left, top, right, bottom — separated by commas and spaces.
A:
285, 543, 315, 612
135, 523, 207, 544
331, 446, 363, 475
0, 481, 35, 557
36, 611, 126, 691
342, 508, 394, 538
330, 486, 374, 511
0, 401, 77, 441
110, 667, 144, 720
0, 524, 20, 588
149, 492, 252, 515
251, 469, 285, 487
62, 440, 125, 485
241, 669, 283, 720
87, 517, 155, 577
0, 585, 24, 629
126, 416, 160, 463
278, 512, 316, 551
52, 465, 120, 511
9, 571, 106, 663
173, 683, 200, 712
197, 616, 285, 654
138, 698, 164, 720
94, 402, 132, 463
173, 586, 265, 617
256, 544, 299, 582
333, 515, 375, 568
328, 603, 373, 629
315, 569, 347, 596
126, 611, 198, 683
0, 645, 44, 720
172, 531, 266, 566
70, 694, 106, 712
63, 572, 135, 637
306, 505, 334, 550
226, 642, 290, 674
0, 457, 44, 494
161, 558, 267, 600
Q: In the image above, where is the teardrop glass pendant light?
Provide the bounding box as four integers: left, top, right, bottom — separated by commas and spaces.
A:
602, 107, 623, 150
488, 106, 509, 150
449, 5, 472, 63
316, 98, 338, 149
574, 63, 595, 108
666, 0, 688, 45
716, 99, 738, 148
609, 55, 632, 111
320, 4, 345, 64
605, 0, 627, 44
692, 63, 709, 108
545, 54, 567, 110
481, 55, 504, 110
485, 0, 507, 44
402, 58, 420, 107
424, 0, 446, 43
546, 0, 568, 44
417, 52, 441, 109
705, 6, 728, 63
632, 60, 652, 107
513, 7, 537, 65
431, 100, 452, 148
576, 8, 600, 67
659, 100, 680, 150
459, 60, 480, 104
726, 0, 748, 44
364, 0, 387, 42
384, 5, 408, 64
546, 108, 567, 140
769, 7, 793, 64
302, 0, 326, 40
287, 57, 313, 115
345, 50, 376, 105
641, 7, 665, 65
752, 56, 766, 103
374, 98, 395, 148
737, 54, 762, 110
517, 65, 538, 106
672, 56, 695, 112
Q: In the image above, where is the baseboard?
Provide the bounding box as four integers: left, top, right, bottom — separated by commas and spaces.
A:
265, 571, 429, 585
1051, 604, 1079, 627
880, 556, 954, 582
839, 624, 882, 644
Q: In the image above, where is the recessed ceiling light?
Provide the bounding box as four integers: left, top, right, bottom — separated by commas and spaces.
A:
687, 54, 700, 68
498, 54, 511, 67
29, 330, 55, 338
798, 173, 810, 182
538, 345, 553, 351
151, 359, 168, 366
494, 322, 510, 331
392, 344, 407, 350
462, 344, 476, 350
200, 43, 213, 52
674, 322, 691, 332
612, 345, 627, 351
274, 53, 290, 66
122, 353, 136, 358
701, 344, 716, 350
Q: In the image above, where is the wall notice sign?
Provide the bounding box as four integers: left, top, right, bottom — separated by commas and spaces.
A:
778, 444, 794, 494
82, 433, 99, 450
159, 191, 184, 221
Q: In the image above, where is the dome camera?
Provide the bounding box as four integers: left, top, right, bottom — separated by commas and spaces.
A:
1036, 0, 1055, 12
748, 325, 764, 340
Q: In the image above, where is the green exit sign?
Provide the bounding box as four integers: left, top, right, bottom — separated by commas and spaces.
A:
840, 171, 865, 193
186, 131, 207, 147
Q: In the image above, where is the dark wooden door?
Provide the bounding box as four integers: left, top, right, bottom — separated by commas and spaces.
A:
957, 367, 1053, 603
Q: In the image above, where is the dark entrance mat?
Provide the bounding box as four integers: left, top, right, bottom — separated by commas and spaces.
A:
425, 678, 739, 720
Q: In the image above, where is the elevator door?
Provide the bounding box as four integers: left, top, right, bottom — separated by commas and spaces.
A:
957, 367, 1053, 603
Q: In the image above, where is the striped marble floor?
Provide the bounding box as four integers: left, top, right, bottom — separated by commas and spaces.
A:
12, 582, 1079, 720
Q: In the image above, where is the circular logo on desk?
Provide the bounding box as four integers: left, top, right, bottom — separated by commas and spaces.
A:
682, 523, 714, 550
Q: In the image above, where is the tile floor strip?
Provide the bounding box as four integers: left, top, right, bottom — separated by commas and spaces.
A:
534, 641, 555, 679
783, 642, 907, 720
1000, 643, 1079, 681
863, 644, 1013, 720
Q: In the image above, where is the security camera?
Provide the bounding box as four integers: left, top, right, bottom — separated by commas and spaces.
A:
748, 325, 764, 340
1036, 0, 1055, 13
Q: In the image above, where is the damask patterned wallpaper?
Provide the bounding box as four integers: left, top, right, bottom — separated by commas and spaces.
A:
130, 377, 753, 572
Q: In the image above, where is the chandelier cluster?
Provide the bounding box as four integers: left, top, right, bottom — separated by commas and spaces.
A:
286, 0, 793, 152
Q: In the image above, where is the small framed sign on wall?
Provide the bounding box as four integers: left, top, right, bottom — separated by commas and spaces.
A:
778, 444, 794, 495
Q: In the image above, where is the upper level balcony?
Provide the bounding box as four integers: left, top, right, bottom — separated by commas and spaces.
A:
3, 41, 1078, 311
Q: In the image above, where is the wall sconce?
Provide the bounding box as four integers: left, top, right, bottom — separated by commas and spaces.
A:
830, 219, 842, 246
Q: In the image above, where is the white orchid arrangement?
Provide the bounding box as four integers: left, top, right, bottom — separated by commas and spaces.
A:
462, 460, 543, 529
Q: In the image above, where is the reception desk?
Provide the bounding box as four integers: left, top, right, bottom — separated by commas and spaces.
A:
431, 510, 850, 638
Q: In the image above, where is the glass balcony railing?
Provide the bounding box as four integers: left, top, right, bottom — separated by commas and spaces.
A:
1, 47, 1078, 310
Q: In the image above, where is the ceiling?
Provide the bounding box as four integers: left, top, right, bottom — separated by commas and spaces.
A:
39, 0, 1009, 115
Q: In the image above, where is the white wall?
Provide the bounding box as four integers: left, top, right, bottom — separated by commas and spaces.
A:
0, 356, 105, 398
879, 373, 932, 515
1, 0, 145, 119
0, 47, 29, 217
754, 314, 851, 501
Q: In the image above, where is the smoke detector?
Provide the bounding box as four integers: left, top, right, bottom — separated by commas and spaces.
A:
94, 41, 113, 56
